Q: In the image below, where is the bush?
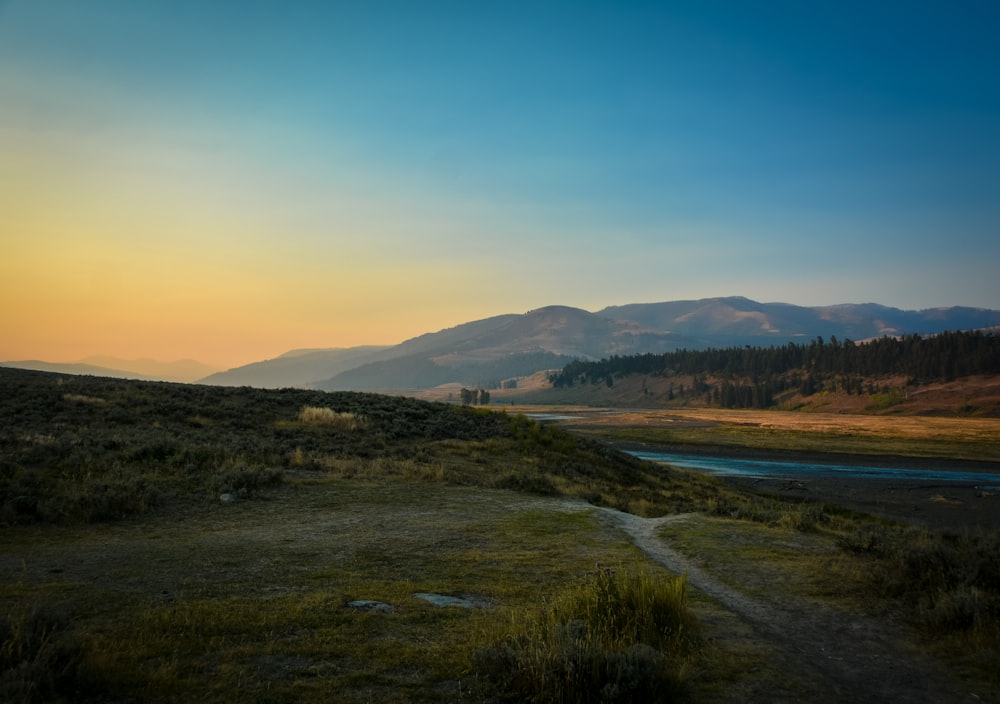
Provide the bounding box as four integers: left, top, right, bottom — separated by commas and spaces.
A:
841, 526, 1000, 637
212, 464, 284, 495
774, 504, 826, 532
492, 472, 560, 496
0, 607, 84, 703
838, 525, 893, 556
475, 566, 699, 703
1, 469, 158, 525
43, 476, 158, 523
867, 389, 904, 410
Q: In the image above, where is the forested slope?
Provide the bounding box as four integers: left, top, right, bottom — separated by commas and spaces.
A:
548, 331, 1000, 411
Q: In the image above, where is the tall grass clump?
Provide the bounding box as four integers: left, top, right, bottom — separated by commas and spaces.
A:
0, 607, 85, 703
0, 465, 159, 525
897, 530, 1000, 633
297, 406, 366, 431
475, 565, 699, 703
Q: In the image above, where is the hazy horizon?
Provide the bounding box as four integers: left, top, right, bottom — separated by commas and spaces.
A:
3, 2, 998, 369
5, 295, 999, 374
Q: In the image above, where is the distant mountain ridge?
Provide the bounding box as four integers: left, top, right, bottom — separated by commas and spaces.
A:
198, 346, 393, 388
0, 357, 217, 383
79, 356, 218, 382
597, 297, 1000, 343
201, 297, 1000, 391
7, 297, 998, 389
0, 361, 162, 381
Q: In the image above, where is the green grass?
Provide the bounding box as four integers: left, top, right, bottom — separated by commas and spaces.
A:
656, 515, 867, 604
1, 481, 643, 703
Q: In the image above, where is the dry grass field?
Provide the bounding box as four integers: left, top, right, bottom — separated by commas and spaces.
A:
474, 371, 1000, 418
506, 406, 1000, 463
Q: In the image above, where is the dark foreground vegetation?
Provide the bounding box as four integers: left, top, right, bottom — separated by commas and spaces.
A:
550, 330, 1000, 409
1, 367, 998, 701
0, 367, 699, 527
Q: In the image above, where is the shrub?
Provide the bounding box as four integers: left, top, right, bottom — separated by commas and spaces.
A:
841, 526, 1000, 638
492, 472, 560, 496
0, 607, 84, 703
212, 464, 284, 495
475, 566, 699, 703
61, 393, 106, 406
838, 524, 892, 556
867, 389, 904, 411
774, 504, 826, 532
40, 476, 158, 523
1, 470, 159, 525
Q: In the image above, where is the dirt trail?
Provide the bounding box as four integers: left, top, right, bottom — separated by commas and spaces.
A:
597, 507, 982, 704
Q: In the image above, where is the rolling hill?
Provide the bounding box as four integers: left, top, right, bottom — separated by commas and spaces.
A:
198, 346, 393, 388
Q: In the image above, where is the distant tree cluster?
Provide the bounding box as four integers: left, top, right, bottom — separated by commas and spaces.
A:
460, 388, 490, 406
549, 330, 1000, 409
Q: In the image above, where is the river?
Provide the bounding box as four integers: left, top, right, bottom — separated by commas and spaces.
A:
627, 450, 1000, 490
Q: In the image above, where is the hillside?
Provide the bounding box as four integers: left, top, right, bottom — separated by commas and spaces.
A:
522, 331, 1000, 416
0, 366, 671, 526
199, 346, 393, 388
512, 371, 1000, 417
314, 306, 690, 391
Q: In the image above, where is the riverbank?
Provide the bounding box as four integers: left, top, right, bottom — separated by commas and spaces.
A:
521, 405, 1000, 462
613, 440, 1000, 473
724, 473, 999, 531
612, 441, 1000, 531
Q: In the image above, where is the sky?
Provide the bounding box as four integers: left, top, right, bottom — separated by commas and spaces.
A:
2, 0, 999, 369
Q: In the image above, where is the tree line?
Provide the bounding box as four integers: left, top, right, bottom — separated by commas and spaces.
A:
549, 330, 1000, 408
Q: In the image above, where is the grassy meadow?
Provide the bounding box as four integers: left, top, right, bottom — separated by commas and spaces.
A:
2, 368, 999, 702
519, 406, 1000, 462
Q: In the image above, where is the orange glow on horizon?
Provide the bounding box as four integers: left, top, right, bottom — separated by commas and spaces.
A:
1, 222, 516, 368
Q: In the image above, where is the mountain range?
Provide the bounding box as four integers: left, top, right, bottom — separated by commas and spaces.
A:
0, 356, 218, 383
6, 297, 999, 390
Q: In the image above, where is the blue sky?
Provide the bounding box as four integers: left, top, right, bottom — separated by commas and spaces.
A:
1, 1, 998, 365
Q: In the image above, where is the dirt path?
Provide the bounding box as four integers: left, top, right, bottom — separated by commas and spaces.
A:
597, 508, 983, 704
